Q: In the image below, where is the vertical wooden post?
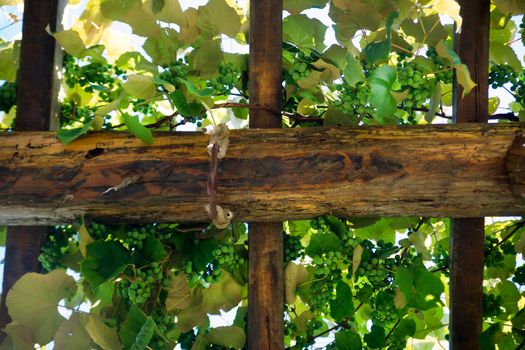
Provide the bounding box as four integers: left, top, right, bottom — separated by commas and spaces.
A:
0, 0, 65, 335
248, 0, 284, 349
449, 0, 490, 348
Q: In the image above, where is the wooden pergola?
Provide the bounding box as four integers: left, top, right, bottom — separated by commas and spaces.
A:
0, 0, 519, 349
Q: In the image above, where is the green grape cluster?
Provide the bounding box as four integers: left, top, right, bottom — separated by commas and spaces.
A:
309, 279, 336, 310
38, 225, 77, 272
284, 233, 304, 262
212, 243, 245, 271
483, 292, 504, 318
132, 98, 156, 117
484, 236, 506, 268
89, 221, 109, 240
339, 230, 359, 251
426, 48, 454, 84
0, 81, 16, 113
353, 239, 398, 288
488, 64, 517, 89
124, 225, 155, 249
512, 265, 525, 286
121, 263, 162, 305
386, 335, 408, 350
371, 290, 400, 326
183, 260, 222, 285
289, 61, 310, 81
312, 251, 342, 277
207, 62, 241, 95
159, 59, 189, 87
335, 82, 373, 117
156, 223, 178, 240
150, 310, 175, 349
397, 60, 435, 110
63, 54, 116, 100
125, 278, 151, 305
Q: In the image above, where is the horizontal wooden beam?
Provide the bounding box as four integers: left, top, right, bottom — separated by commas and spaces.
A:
0, 124, 524, 225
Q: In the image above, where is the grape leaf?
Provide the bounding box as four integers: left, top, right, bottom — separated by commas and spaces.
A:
80, 240, 132, 288
392, 318, 416, 338
343, 54, 365, 87
191, 238, 220, 272
284, 0, 329, 14
197, 0, 242, 38
305, 231, 342, 256
335, 330, 362, 350
394, 259, 444, 310
140, 236, 168, 261
54, 313, 93, 350
330, 281, 354, 322
130, 317, 155, 350
123, 113, 154, 145
283, 14, 327, 51
364, 11, 398, 63
119, 306, 149, 348
86, 315, 122, 350
368, 65, 398, 123
363, 325, 386, 349
6, 270, 77, 344
170, 90, 205, 117
284, 262, 310, 304
202, 271, 243, 314
166, 273, 192, 312
57, 117, 94, 145
401, 14, 448, 47
206, 326, 246, 349
122, 74, 156, 100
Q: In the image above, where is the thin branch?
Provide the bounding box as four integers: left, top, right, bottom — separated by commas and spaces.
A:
385, 317, 402, 340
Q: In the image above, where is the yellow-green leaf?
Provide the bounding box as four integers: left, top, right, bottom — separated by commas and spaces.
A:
284, 262, 309, 304
352, 244, 363, 278
455, 63, 477, 97
166, 273, 192, 312
429, 0, 462, 29
207, 326, 246, 349
123, 113, 154, 145
0, 323, 34, 350
6, 270, 77, 344
54, 313, 94, 350
122, 74, 156, 100
489, 96, 500, 115
197, 0, 241, 38
202, 271, 243, 314
48, 28, 87, 57
86, 315, 122, 350
79, 224, 94, 257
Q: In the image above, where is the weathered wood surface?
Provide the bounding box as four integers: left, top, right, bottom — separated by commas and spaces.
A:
0, 124, 524, 225
0, 0, 66, 337
247, 0, 284, 349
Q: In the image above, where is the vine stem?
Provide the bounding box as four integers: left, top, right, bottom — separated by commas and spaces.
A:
298, 302, 364, 348
385, 317, 402, 340
495, 219, 525, 248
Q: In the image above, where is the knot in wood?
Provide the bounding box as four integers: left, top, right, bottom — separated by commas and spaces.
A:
505, 135, 525, 200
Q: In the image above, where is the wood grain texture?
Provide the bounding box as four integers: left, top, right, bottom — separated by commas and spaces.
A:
247, 1, 284, 349
450, 0, 490, 348
0, 124, 523, 225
